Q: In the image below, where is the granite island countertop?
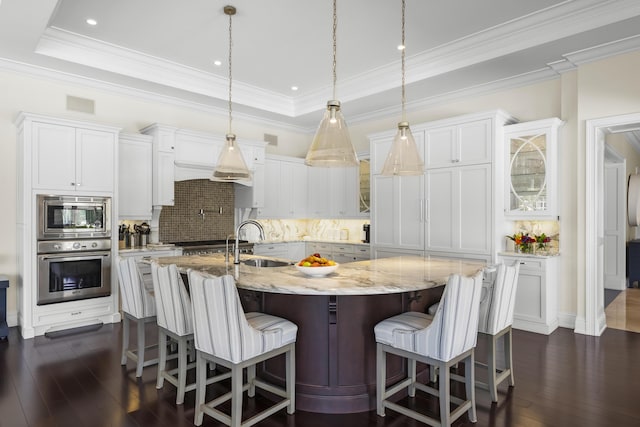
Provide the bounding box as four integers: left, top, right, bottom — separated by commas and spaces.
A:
149, 254, 485, 295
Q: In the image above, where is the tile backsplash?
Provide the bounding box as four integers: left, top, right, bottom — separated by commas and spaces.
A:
159, 179, 235, 243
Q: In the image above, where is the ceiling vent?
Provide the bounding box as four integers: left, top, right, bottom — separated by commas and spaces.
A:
264, 133, 278, 146
66, 95, 95, 114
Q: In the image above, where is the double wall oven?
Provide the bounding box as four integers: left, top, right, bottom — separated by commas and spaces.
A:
36, 195, 112, 305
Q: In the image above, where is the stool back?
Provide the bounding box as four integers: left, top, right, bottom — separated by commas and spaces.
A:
188, 271, 262, 364
116, 256, 155, 319
419, 271, 483, 362
477, 263, 520, 335
150, 262, 193, 336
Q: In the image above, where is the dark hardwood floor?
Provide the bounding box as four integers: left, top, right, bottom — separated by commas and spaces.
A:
1, 322, 640, 427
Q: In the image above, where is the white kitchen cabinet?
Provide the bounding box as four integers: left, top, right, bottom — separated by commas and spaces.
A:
370, 110, 515, 261
118, 133, 153, 219
256, 157, 308, 218
424, 119, 492, 169
306, 242, 370, 262
425, 164, 491, 255
32, 121, 117, 193
373, 247, 424, 259
253, 243, 289, 260
286, 242, 306, 262
329, 167, 359, 217
504, 118, 563, 219
141, 124, 176, 206
498, 254, 559, 334
15, 113, 122, 339
307, 167, 331, 217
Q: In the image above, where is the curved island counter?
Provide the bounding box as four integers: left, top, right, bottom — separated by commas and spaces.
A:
152, 254, 485, 414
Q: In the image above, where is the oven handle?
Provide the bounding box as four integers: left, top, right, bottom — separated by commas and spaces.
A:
39, 252, 111, 260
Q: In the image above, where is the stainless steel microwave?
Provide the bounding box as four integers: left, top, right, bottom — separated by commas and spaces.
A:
37, 195, 111, 240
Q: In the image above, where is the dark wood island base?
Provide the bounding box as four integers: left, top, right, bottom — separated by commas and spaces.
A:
239, 288, 442, 414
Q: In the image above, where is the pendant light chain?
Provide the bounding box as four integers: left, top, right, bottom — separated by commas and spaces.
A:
332, 0, 338, 100
228, 9, 233, 135
401, 0, 406, 122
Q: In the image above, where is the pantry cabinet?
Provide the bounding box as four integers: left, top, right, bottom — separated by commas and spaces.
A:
31, 121, 117, 193
118, 133, 153, 219
370, 110, 515, 261
504, 118, 563, 219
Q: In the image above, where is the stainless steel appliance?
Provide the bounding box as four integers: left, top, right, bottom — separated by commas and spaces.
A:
37, 195, 111, 240
176, 240, 254, 256
37, 239, 112, 305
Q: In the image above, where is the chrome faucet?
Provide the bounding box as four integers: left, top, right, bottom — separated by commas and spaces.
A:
233, 220, 265, 264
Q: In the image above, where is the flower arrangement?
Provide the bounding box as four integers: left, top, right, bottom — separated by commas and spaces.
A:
535, 233, 551, 251
507, 232, 535, 253
508, 232, 552, 253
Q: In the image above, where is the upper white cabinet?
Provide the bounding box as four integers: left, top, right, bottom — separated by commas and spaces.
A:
370, 110, 515, 260
424, 119, 492, 168
141, 124, 176, 206
119, 133, 153, 219
255, 156, 308, 218
504, 118, 563, 219
30, 120, 117, 193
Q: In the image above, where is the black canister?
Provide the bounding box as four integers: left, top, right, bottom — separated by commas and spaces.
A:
362, 224, 370, 243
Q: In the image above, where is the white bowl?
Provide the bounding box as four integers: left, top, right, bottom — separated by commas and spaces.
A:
295, 263, 339, 277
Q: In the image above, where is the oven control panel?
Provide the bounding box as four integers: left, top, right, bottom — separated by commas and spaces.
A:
38, 239, 112, 254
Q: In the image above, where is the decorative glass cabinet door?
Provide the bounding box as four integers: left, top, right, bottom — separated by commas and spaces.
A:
505, 118, 563, 218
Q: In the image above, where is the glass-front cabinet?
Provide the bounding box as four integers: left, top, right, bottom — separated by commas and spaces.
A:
504, 118, 563, 218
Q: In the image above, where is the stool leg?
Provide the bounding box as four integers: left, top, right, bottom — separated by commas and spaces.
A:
156, 330, 167, 389
488, 334, 498, 402
376, 343, 386, 417
439, 361, 451, 426
135, 318, 145, 377
505, 327, 515, 387
247, 364, 256, 397
194, 352, 206, 426
466, 352, 477, 423
286, 344, 295, 414
121, 316, 129, 365
231, 364, 243, 427
176, 336, 188, 404
408, 359, 416, 397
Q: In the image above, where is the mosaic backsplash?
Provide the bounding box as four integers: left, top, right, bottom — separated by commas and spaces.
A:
159, 179, 235, 243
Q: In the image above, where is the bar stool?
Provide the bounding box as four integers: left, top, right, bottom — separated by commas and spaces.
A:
188, 270, 297, 427
150, 261, 196, 405
475, 262, 520, 402
375, 271, 483, 426
116, 256, 158, 377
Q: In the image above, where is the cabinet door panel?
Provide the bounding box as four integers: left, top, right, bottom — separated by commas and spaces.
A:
76, 129, 115, 192
372, 176, 394, 246
458, 164, 491, 253
398, 175, 424, 250
514, 272, 543, 321
119, 138, 152, 218
154, 151, 175, 205
307, 167, 330, 217
458, 119, 491, 164
289, 162, 308, 217
425, 126, 456, 168
258, 159, 281, 218
32, 123, 76, 190
426, 169, 455, 251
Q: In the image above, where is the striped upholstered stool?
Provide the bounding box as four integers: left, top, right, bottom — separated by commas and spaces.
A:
375, 271, 483, 426
150, 261, 196, 405
116, 256, 158, 377
188, 270, 297, 427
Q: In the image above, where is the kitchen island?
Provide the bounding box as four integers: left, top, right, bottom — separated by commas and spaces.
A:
152, 254, 485, 413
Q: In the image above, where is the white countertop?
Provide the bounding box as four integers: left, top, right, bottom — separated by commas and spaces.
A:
498, 251, 560, 259
149, 254, 485, 296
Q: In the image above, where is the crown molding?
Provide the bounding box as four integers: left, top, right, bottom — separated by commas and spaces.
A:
624, 131, 640, 154
31, 0, 640, 119
0, 57, 308, 133
36, 27, 296, 116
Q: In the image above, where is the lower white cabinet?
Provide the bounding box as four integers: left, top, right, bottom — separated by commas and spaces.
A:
307, 242, 371, 262
253, 243, 289, 260
499, 254, 559, 335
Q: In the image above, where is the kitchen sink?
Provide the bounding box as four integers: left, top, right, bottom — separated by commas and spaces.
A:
241, 259, 292, 268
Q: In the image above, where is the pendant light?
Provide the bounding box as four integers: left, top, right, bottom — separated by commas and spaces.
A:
212, 5, 251, 182
305, 0, 359, 167
381, 0, 424, 176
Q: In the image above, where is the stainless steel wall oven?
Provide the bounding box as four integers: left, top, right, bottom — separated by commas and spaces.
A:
37, 239, 111, 305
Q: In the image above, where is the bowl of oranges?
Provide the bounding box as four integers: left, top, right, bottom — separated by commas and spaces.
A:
295, 253, 339, 277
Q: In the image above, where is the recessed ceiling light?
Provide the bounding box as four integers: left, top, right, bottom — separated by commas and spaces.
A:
86, 18, 97, 26
291, 86, 298, 91
397, 44, 405, 50
213, 60, 222, 66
